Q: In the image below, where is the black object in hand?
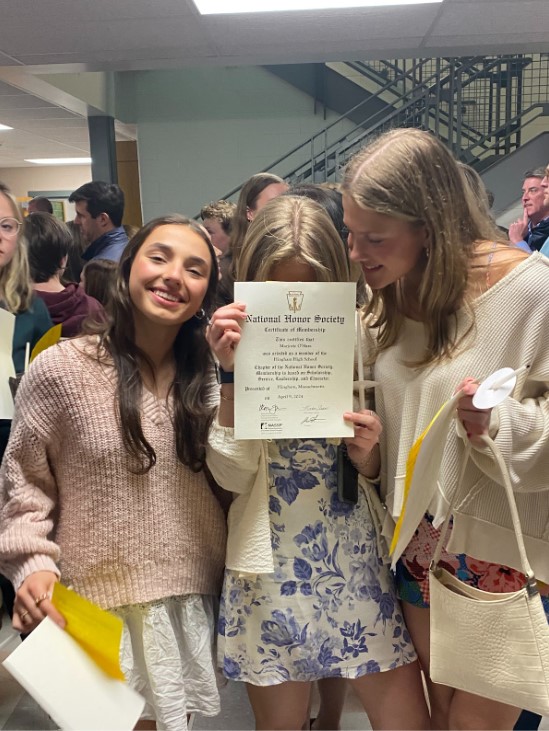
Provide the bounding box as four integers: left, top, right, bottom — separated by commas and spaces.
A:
337, 443, 358, 505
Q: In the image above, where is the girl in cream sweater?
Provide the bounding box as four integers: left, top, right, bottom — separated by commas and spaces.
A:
342, 128, 549, 730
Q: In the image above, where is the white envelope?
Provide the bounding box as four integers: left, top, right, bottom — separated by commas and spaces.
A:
3, 617, 144, 731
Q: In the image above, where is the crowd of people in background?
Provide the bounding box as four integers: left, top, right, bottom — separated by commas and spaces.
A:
0, 133, 548, 731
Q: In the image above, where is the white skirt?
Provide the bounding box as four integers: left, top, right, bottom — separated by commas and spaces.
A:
115, 594, 220, 731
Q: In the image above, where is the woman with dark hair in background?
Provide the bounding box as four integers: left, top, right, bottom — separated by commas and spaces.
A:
65, 219, 87, 283
81, 258, 118, 310
217, 172, 288, 306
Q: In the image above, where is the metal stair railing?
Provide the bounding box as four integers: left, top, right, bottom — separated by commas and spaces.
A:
215, 54, 547, 204
287, 101, 547, 187
217, 56, 480, 202
344, 58, 436, 100
293, 55, 544, 179
342, 55, 531, 152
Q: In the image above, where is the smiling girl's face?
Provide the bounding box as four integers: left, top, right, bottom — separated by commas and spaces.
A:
128, 224, 213, 332
343, 194, 428, 290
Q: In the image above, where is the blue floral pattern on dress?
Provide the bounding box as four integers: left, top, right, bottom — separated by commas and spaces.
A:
218, 439, 416, 684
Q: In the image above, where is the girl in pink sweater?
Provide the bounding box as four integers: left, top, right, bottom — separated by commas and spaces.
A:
0, 215, 227, 731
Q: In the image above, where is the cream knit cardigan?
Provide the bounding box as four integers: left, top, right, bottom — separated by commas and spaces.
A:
206, 427, 387, 575
374, 254, 549, 583
207, 427, 273, 574
0, 338, 227, 609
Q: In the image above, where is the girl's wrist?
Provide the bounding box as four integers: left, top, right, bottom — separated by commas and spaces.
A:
219, 385, 234, 402
350, 449, 375, 470
217, 365, 234, 383
348, 444, 380, 478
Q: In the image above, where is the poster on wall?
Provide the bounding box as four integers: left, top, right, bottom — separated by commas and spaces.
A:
51, 200, 65, 221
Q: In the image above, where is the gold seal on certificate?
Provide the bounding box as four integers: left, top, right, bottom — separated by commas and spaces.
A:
234, 281, 356, 440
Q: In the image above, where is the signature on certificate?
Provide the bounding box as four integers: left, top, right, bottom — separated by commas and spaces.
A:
259, 403, 286, 414
300, 405, 328, 425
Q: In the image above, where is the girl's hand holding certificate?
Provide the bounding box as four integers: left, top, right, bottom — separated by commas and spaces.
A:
343, 408, 382, 478
13, 570, 65, 633
206, 302, 247, 372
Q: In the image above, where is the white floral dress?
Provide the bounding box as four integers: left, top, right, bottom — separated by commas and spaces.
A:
218, 438, 416, 685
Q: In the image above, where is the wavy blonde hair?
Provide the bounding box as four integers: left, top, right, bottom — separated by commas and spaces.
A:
237, 195, 351, 284
342, 129, 500, 365
0, 183, 32, 313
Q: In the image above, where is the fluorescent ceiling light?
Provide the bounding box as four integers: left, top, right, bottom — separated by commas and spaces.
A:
194, 0, 442, 13
25, 157, 92, 165
0, 123, 13, 131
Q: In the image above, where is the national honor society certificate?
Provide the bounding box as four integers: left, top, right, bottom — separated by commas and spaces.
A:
234, 281, 356, 439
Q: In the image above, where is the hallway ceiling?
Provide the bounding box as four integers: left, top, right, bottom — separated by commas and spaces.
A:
0, 0, 546, 166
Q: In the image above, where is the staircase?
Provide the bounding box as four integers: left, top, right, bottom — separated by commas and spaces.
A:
218, 54, 549, 204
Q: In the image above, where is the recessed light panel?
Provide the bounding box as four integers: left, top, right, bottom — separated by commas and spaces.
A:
194, 0, 442, 13
25, 157, 92, 165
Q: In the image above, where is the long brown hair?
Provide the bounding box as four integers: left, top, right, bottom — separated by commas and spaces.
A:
342, 129, 498, 365
87, 214, 219, 473
82, 258, 118, 308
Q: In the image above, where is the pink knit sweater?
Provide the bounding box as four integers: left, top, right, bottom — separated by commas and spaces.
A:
0, 338, 227, 610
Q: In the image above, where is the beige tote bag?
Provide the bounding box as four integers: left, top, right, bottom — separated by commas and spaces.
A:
429, 437, 549, 715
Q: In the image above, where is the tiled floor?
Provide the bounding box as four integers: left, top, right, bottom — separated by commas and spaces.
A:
1, 610, 548, 730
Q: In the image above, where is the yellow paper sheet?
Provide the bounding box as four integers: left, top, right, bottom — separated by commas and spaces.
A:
30, 323, 62, 363
52, 583, 124, 680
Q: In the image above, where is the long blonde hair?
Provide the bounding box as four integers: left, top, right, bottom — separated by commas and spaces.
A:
237, 195, 351, 284
342, 129, 499, 365
0, 183, 33, 313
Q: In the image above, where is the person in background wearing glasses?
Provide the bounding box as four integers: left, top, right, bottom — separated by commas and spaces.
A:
0, 182, 52, 626
508, 169, 549, 253
0, 183, 52, 407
